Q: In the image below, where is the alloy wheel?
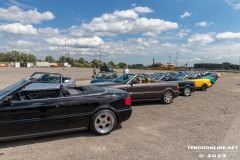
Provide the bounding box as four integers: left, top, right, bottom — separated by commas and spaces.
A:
163, 91, 173, 104
184, 87, 191, 96
94, 112, 115, 134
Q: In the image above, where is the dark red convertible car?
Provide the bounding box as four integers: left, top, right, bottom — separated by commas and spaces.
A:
93, 74, 180, 104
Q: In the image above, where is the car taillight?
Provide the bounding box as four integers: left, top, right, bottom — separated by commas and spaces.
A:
125, 97, 131, 106
176, 84, 180, 90
194, 82, 196, 87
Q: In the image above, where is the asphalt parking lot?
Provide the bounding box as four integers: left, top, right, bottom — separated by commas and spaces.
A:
0, 67, 240, 160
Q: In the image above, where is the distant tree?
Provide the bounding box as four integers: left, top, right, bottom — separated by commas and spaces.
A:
108, 61, 115, 67
79, 58, 85, 63
92, 59, 104, 67
92, 59, 98, 66
66, 57, 75, 66
28, 54, 36, 62
0, 52, 6, 62
58, 56, 66, 63
45, 56, 55, 63
117, 62, 126, 68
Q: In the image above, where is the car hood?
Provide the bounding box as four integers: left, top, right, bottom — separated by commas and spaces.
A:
166, 80, 194, 84
104, 87, 129, 94
91, 81, 119, 86
90, 79, 114, 84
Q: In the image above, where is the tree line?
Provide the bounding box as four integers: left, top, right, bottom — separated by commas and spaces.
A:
0, 51, 36, 63
194, 63, 240, 70
0, 50, 127, 68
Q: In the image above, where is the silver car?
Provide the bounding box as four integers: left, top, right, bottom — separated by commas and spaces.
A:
28, 72, 76, 88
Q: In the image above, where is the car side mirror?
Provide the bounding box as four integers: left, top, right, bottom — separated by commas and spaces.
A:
64, 79, 70, 83
3, 96, 14, 106
27, 77, 36, 81
129, 81, 134, 86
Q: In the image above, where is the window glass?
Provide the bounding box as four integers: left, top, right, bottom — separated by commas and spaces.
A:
30, 73, 61, 83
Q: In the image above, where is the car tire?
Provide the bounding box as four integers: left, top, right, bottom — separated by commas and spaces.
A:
90, 109, 117, 135
183, 87, 191, 96
201, 83, 208, 91
162, 90, 173, 104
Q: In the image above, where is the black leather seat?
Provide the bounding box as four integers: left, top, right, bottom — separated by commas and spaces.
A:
60, 85, 70, 96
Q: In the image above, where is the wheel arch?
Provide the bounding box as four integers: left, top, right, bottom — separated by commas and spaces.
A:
163, 88, 174, 96
184, 85, 193, 91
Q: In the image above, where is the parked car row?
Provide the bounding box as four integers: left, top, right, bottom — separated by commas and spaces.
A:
0, 70, 220, 141
91, 71, 220, 98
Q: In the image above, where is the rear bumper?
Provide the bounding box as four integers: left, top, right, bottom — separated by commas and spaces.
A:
191, 87, 196, 92
116, 108, 132, 123
173, 90, 180, 98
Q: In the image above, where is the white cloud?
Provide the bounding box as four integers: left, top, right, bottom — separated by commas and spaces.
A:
0, 23, 38, 35
131, 3, 136, 7
14, 40, 33, 47
136, 38, 150, 46
134, 6, 154, 13
7, 0, 34, 9
216, 32, 240, 39
180, 11, 191, 19
38, 28, 60, 35
189, 58, 201, 62
188, 33, 215, 45
101, 9, 138, 22
178, 29, 191, 38
69, 7, 178, 37
225, 0, 240, 10
161, 43, 176, 48
0, 6, 55, 24
45, 36, 104, 48
15, 40, 32, 46
195, 22, 210, 27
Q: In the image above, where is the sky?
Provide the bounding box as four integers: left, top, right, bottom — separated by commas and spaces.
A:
1, 0, 240, 66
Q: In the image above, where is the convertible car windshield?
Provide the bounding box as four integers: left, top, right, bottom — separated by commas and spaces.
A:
95, 72, 117, 79
173, 75, 185, 80
150, 73, 164, 80
113, 74, 135, 84
0, 79, 28, 100
30, 72, 61, 83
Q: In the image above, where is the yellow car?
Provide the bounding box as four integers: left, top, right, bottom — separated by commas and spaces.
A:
187, 79, 212, 91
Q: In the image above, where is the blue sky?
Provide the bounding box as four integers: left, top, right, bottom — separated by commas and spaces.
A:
1, 0, 240, 66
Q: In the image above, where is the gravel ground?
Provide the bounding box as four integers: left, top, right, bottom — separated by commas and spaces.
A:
0, 67, 240, 160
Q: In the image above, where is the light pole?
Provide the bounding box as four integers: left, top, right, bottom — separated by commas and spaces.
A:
99, 44, 102, 62
239, 58, 240, 71
175, 51, 179, 67
64, 38, 67, 64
